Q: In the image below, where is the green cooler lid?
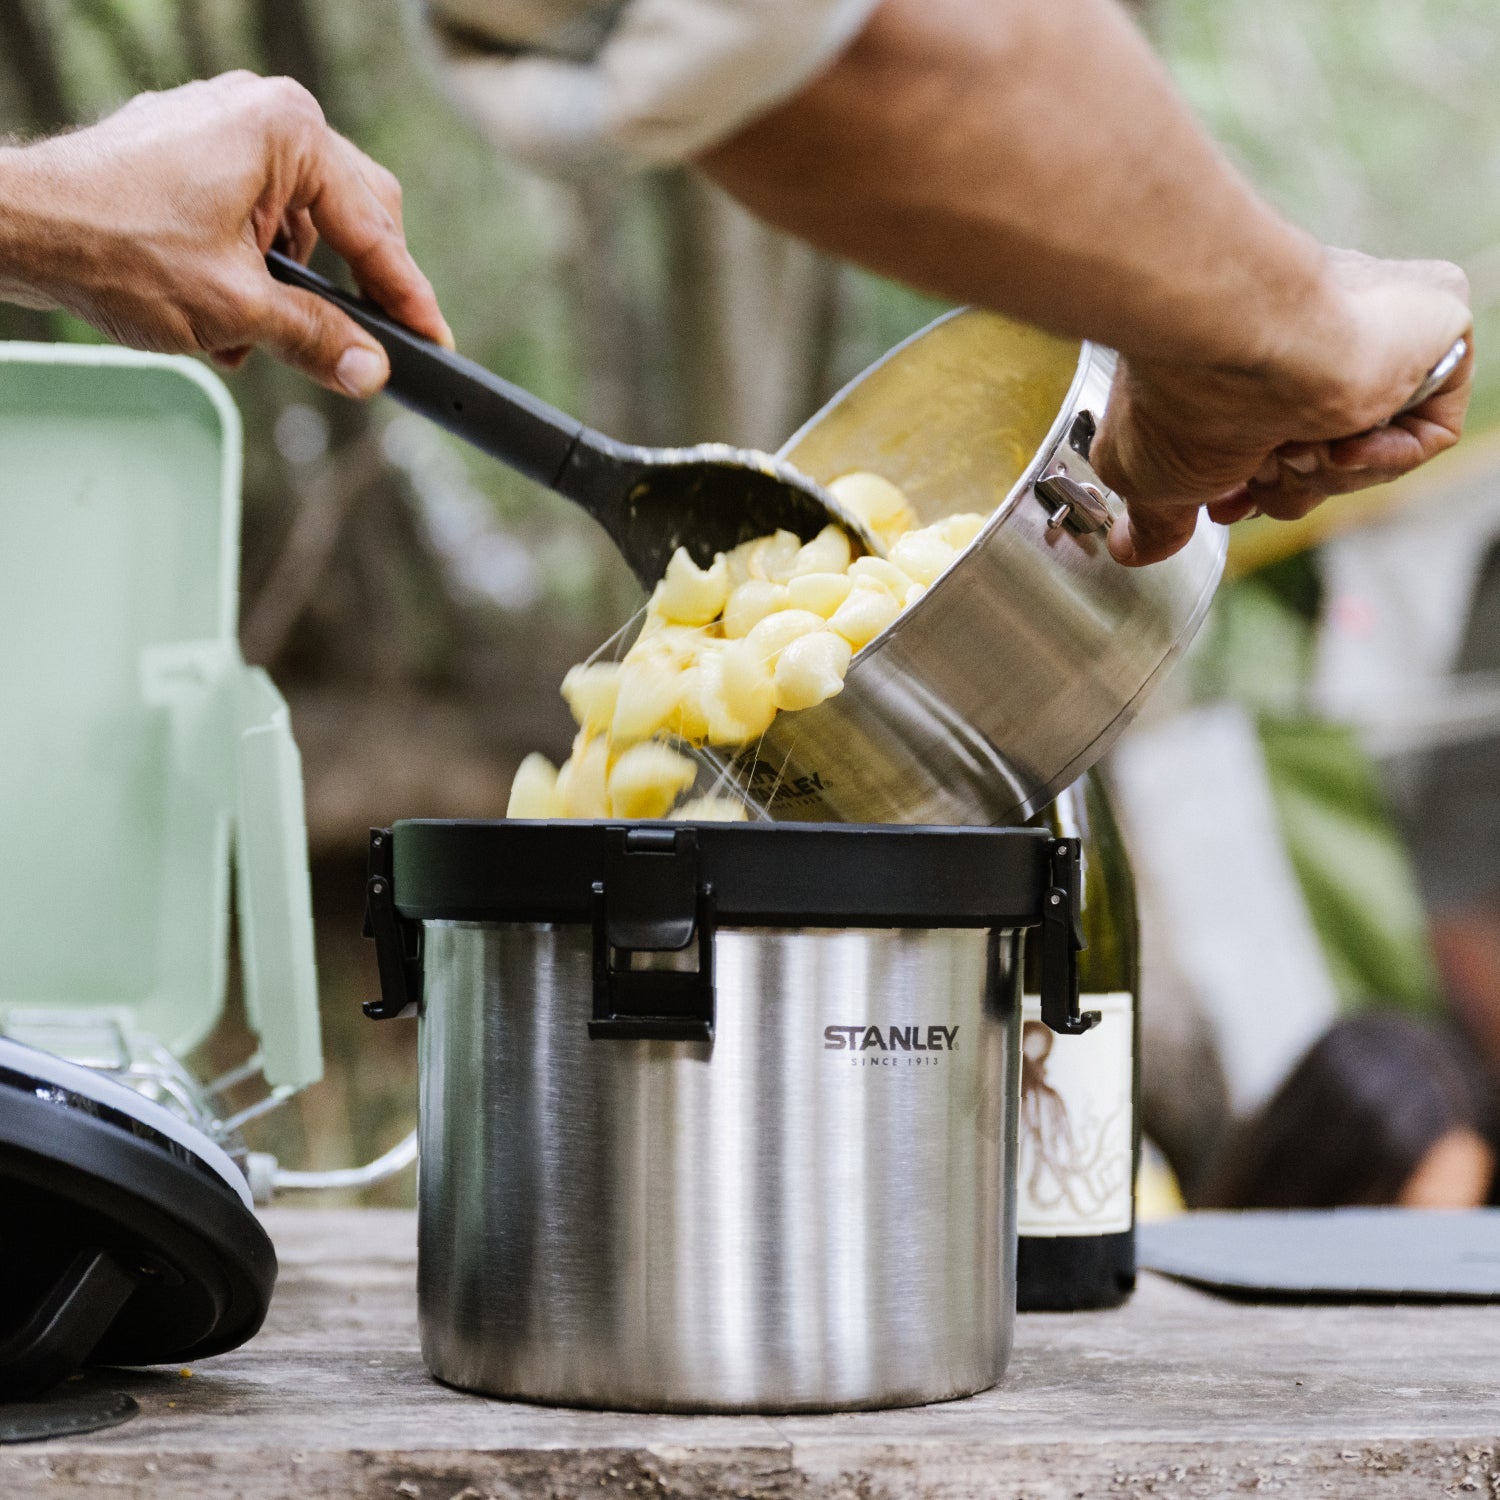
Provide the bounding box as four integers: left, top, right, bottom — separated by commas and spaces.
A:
0, 344, 321, 1089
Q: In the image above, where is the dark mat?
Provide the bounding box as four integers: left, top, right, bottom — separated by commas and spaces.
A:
1139, 1208, 1500, 1301
0, 1390, 138, 1443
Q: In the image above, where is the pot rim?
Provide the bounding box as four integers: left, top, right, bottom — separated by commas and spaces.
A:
778, 311, 1121, 673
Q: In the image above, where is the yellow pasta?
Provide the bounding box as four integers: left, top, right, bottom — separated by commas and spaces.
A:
671, 795, 750, 822
506, 752, 560, 818
773, 630, 853, 711
553, 733, 610, 818
509, 474, 989, 821
722, 579, 787, 638
785, 571, 852, 617
828, 472, 917, 547
560, 662, 622, 736
607, 741, 698, 819
826, 582, 903, 651
649, 549, 729, 626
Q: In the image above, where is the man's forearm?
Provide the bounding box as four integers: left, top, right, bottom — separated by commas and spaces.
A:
0, 148, 63, 311
699, 0, 1336, 376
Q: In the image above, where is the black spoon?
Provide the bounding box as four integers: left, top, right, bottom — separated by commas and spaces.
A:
266, 251, 880, 586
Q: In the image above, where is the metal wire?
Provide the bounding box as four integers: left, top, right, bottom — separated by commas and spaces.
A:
272, 1129, 418, 1192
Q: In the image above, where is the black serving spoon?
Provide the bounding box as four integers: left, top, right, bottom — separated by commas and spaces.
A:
266, 251, 881, 586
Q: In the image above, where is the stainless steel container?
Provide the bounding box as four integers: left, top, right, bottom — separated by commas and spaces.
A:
724, 311, 1227, 826
365, 819, 1093, 1413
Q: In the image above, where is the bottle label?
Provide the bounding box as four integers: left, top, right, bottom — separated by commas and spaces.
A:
1017, 992, 1133, 1236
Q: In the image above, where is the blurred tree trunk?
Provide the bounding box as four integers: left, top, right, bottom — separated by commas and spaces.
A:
0, 0, 68, 340
0, 0, 68, 129
658, 171, 841, 450
176, 0, 219, 80
75, 0, 155, 91
256, 0, 328, 102
565, 176, 656, 443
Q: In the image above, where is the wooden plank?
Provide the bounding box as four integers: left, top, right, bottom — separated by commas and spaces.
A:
4, 1209, 1498, 1500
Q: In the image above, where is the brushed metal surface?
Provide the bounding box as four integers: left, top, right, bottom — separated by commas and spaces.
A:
417, 922, 1021, 1412
717, 311, 1227, 826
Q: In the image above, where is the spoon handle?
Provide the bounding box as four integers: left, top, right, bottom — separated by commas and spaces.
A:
266, 250, 585, 491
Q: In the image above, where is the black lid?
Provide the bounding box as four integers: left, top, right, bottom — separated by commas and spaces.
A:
0, 1047, 276, 1399
363, 820, 1098, 1043
387, 819, 1055, 928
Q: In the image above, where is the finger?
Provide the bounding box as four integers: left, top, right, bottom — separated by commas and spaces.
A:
211, 347, 251, 371
278, 207, 318, 265
1245, 490, 1328, 523
1327, 409, 1461, 476
1108, 505, 1201, 567
335, 132, 404, 231
1207, 488, 1259, 526
244, 279, 390, 397
289, 115, 453, 349
1274, 441, 1325, 478
1241, 469, 1334, 522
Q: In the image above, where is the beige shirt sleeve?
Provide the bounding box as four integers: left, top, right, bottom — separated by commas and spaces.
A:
429, 0, 881, 174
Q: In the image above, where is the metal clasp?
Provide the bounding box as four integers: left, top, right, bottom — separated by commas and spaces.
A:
590, 827, 716, 1042
1039, 839, 1100, 1036
363, 828, 422, 1020
1035, 465, 1114, 539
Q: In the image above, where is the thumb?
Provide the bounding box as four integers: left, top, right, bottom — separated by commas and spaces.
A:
254, 282, 390, 398
1108, 504, 1200, 567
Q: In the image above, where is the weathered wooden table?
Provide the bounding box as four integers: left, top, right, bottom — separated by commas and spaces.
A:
6, 1208, 1499, 1499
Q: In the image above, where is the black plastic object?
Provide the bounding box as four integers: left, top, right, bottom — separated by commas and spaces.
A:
0, 1067, 275, 1398
0, 1391, 139, 1444
590, 828, 717, 1042
363, 820, 1088, 1041
363, 828, 422, 1021
265, 251, 860, 584
1038, 838, 1100, 1037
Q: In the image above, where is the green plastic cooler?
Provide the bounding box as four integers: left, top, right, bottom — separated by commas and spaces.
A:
0, 341, 321, 1094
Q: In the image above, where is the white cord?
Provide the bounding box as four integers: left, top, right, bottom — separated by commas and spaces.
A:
247, 1130, 418, 1201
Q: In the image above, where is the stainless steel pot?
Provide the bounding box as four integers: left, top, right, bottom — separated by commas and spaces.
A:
721, 311, 1227, 826
366, 819, 1091, 1413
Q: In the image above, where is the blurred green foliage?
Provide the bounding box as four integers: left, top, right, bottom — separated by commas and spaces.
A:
1156, 0, 1500, 426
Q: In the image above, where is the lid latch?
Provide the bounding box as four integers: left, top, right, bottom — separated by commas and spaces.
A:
590, 827, 716, 1043
1039, 838, 1101, 1036
363, 828, 422, 1020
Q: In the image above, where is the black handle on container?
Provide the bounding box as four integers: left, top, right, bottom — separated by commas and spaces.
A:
0, 1248, 137, 1398
1038, 839, 1100, 1037
362, 828, 422, 1020
265, 249, 589, 492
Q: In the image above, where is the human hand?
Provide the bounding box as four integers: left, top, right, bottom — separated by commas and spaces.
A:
1092, 249, 1472, 565
0, 71, 451, 395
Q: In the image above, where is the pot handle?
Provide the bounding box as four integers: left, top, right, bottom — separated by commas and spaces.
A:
364, 829, 423, 1020
1036, 338, 1467, 541
1394, 337, 1467, 418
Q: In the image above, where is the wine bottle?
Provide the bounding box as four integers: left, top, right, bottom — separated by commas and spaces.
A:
1017, 769, 1140, 1311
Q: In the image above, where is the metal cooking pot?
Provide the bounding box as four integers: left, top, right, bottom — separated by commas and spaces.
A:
364, 819, 1092, 1413
721, 311, 1226, 826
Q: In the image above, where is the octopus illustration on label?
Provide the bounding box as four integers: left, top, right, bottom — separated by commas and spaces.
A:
1017, 992, 1133, 1235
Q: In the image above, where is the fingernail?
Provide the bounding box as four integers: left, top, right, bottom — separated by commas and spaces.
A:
1282, 452, 1318, 476
337, 346, 386, 398
437, 319, 456, 352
